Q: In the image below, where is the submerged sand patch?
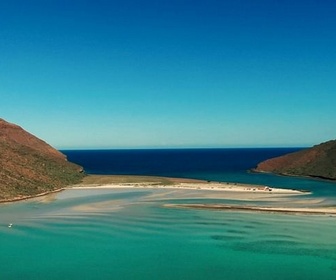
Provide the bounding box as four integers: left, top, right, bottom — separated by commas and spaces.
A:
164, 203, 336, 215
64, 175, 336, 215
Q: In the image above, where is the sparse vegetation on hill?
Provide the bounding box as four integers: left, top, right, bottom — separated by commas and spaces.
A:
0, 118, 85, 201
254, 140, 336, 181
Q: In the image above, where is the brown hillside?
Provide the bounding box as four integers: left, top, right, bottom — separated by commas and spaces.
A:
0, 118, 85, 201
254, 140, 336, 180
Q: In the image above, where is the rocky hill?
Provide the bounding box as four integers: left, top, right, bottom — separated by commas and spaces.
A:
0, 118, 85, 201
254, 140, 336, 180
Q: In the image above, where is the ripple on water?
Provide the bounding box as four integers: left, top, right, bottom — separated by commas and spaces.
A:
232, 240, 336, 261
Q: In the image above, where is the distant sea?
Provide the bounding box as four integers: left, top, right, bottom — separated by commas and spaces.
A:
1, 148, 336, 279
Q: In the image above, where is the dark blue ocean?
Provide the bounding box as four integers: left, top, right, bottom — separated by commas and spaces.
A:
63, 148, 296, 177
2, 148, 336, 279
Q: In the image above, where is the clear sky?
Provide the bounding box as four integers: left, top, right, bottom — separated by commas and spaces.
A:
1, 0, 335, 149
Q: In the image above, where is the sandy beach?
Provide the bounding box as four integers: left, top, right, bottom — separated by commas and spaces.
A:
61, 175, 336, 215
69, 174, 306, 194
2, 174, 305, 204
7, 175, 333, 216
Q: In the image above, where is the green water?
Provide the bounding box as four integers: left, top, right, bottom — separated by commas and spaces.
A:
1, 189, 336, 279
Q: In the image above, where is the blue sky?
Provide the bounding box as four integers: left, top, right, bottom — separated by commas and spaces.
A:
1, 0, 335, 149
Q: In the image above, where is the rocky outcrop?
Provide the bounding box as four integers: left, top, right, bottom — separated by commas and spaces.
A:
0, 118, 85, 201
254, 140, 336, 180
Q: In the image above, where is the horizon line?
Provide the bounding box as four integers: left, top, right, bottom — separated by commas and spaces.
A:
58, 145, 308, 151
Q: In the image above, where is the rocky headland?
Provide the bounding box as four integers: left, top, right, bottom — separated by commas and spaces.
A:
0, 118, 85, 202
254, 140, 336, 181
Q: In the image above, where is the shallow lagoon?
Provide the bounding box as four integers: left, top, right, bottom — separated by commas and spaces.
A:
1, 188, 336, 280
2, 149, 336, 279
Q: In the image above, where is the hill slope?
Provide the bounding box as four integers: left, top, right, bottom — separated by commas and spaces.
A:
254, 140, 336, 180
0, 118, 85, 201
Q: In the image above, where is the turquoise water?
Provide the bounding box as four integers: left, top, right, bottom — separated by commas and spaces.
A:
1, 189, 336, 280
2, 149, 336, 279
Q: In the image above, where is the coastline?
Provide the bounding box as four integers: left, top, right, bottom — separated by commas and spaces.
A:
0, 174, 307, 205
70, 182, 304, 195
0, 188, 65, 204
0, 174, 309, 203
68, 174, 306, 194
2, 174, 335, 216
251, 168, 336, 183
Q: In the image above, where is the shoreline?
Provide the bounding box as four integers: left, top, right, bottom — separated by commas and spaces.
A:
251, 169, 336, 184
0, 174, 308, 204
2, 175, 332, 216
69, 174, 307, 194
0, 188, 65, 204
69, 182, 305, 194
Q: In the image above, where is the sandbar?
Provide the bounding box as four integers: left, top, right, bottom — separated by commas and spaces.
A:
164, 203, 336, 215
69, 175, 306, 195
66, 175, 336, 215
3, 175, 315, 215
